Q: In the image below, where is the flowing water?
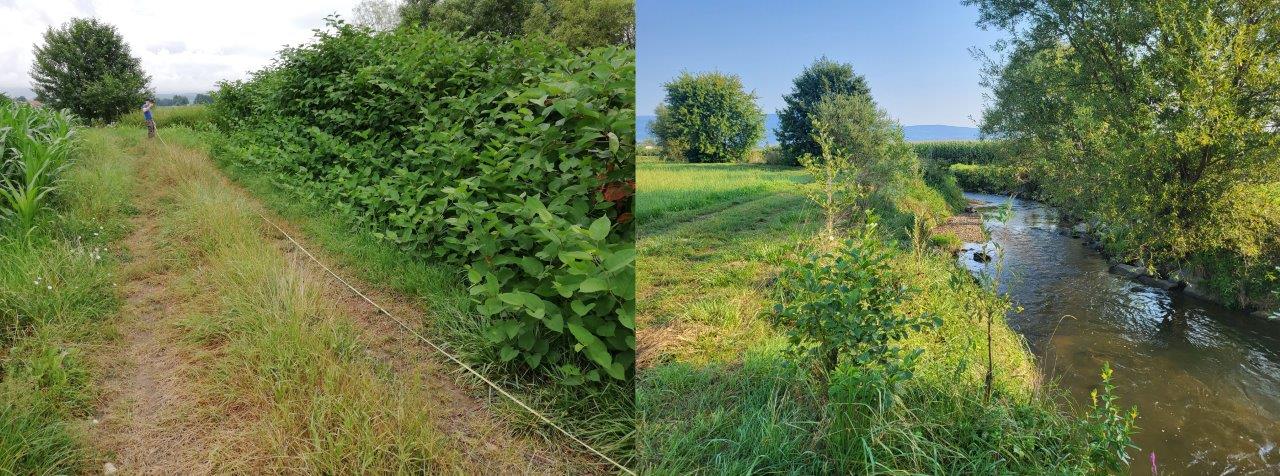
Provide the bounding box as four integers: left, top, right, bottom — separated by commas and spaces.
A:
959, 192, 1280, 475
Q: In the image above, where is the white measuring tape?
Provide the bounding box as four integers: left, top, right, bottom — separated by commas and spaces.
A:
254, 211, 635, 475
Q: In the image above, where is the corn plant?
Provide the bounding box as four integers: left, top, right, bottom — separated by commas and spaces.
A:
0, 103, 76, 231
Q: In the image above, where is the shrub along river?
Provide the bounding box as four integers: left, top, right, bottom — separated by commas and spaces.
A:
959, 193, 1280, 475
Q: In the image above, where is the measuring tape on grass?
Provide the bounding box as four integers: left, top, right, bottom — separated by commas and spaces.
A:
255, 211, 634, 475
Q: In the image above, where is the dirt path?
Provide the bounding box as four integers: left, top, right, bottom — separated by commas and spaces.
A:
88, 204, 215, 473
84, 135, 594, 474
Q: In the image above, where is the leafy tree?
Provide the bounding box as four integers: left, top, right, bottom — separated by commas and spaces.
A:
398, 0, 435, 26
810, 94, 919, 200
650, 72, 763, 163
776, 58, 871, 165
352, 0, 402, 31
971, 0, 1280, 270
0, 93, 9, 105
399, 0, 633, 48
31, 18, 151, 123
431, 0, 535, 37
532, 0, 634, 48
171, 95, 190, 106
193, 93, 214, 105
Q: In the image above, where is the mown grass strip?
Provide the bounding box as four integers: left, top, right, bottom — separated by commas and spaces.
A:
130, 131, 470, 473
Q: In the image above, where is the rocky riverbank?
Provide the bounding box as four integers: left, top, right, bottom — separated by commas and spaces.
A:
1058, 220, 1278, 320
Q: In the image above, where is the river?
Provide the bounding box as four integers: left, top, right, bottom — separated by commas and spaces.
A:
959, 192, 1280, 475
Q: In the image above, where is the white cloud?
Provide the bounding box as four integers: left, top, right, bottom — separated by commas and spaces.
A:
0, 0, 363, 93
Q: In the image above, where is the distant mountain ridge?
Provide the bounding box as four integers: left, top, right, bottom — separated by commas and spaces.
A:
636, 114, 981, 143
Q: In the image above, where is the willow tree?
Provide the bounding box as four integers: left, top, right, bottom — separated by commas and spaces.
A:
972, 0, 1280, 270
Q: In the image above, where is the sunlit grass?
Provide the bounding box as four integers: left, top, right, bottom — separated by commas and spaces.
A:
637, 162, 808, 230
140, 130, 464, 473
637, 162, 1100, 473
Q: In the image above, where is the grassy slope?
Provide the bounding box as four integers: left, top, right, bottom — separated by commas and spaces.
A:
0, 128, 135, 474
198, 130, 635, 467
637, 162, 1098, 474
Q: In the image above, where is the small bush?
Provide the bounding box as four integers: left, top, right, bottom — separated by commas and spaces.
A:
928, 232, 961, 250
760, 145, 787, 166
772, 217, 939, 378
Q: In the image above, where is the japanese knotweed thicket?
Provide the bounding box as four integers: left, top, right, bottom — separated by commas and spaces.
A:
211, 21, 635, 384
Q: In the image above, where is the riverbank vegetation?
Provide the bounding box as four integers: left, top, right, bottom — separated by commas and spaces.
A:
638, 61, 1137, 472
970, 0, 1280, 312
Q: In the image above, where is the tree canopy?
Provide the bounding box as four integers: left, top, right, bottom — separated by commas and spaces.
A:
971, 0, 1280, 270
811, 94, 918, 200
776, 58, 872, 165
31, 18, 151, 123
397, 0, 633, 48
651, 72, 764, 163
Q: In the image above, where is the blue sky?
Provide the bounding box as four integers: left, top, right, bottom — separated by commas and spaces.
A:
637, 0, 1009, 126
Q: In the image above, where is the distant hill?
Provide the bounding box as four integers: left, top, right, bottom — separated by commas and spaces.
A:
1, 87, 209, 103
636, 114, 981, 144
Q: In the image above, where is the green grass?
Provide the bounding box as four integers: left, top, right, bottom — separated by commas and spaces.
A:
120, 104, 211, 129
0, 127, 135, 474
637, 163, 809, 232
116, 127, 465, 472
637, 162, 1120, 474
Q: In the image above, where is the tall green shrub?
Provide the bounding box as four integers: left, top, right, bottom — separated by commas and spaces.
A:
649, 72, 763, 163
212, 20, 634, 384
776, 58, 871, 165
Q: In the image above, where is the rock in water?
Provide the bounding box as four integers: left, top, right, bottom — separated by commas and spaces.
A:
1137, 275, 1181, 290
1109, 263, 1144, 278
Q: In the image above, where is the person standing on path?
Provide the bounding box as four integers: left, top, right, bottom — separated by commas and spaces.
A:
142, 99, 156, 139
